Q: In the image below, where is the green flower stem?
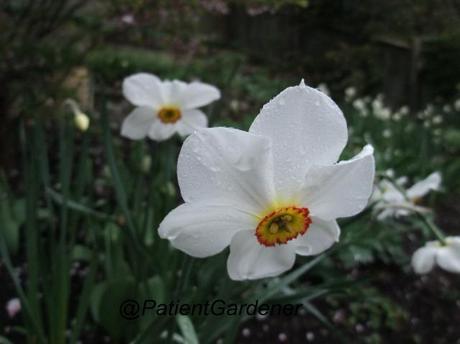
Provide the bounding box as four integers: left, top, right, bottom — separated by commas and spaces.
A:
166, 255, 194, 344
413, 209, 447, 245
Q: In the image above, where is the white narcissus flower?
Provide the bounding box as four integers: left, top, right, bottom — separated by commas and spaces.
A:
412, 237, 460, 274
373, 172, 441, 220
344, 86, 356, 101
455, 99, 460, 112
159, 81, 375, 280
121, 73, 221, 141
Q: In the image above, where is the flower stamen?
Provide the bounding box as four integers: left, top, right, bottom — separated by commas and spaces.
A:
256, 206, 311, 246
269, 223, 279, 234
157, 106, 181, 124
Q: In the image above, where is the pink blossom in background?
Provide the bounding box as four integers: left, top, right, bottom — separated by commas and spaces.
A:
6, 298, 21, 318
121, 14, 135, 25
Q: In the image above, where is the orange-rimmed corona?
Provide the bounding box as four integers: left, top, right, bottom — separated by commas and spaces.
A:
157, 106, 181, 124
256, 206, 312, 246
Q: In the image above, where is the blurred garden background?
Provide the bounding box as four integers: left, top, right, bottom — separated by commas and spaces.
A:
1, 0, 460, 343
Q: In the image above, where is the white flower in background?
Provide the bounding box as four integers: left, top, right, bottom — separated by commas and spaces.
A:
74, 112, 90, 132
317, 83, 330, 96
393, 112, 402, 121
121, 73, 220, 141
393, 105, 409, 121
443, 104, 452, 113
383, 168, 396, 178
432, 115, 443, 125
412, 237, 460, 274
352, 99, 368, 117
371, 97, 382, 111
159, 81, 375, 280
6, 298, 21, 318
229, 99, 240, 112
64, 99, 90, 132
382, 129, 392, 138
399, 106, 409, 116
121, 14, 135, 25
454, 99, 460, 112
371, 95, 391, 120
352, 99, 366, 111
373, 172, 441, 220
345, 87, 356, 101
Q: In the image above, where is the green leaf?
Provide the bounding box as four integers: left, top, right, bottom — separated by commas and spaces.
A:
176, 315, 199, 344
0, 201, 20, 253
0, 336, 14, 344
46, 188, 114, 221
97, 278, 138, 340
0, 184, 23, 254
141, 276, 166, 303
90, 282, 108, 323
71, 245, 93, 262
70, 257, 98, 344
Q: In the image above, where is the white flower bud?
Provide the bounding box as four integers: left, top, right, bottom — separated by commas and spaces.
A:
74, 111, 90, 132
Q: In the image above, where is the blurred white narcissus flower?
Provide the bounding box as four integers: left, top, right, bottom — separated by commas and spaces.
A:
371, 95, 392, 121
393, 113, 402, 121
317, 83, 330, 96
345, 86, 356, 101
352, 99, 368, 118
74, 112, 90, 132
373, 172, 441, 220
121, 14, 135, 24
6, 298, 21, 318
412, 237, 460, 274
455, 99, 460, 112
432, 115, 443, 125
64, 99, 90, 132
399, 105, 409, 116
159, 81, 375, 280
352, 99, 366, 111
121, 73, 221, 141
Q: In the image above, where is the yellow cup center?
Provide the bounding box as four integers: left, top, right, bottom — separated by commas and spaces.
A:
256, 206, 311, 246
157, 106, 181, 124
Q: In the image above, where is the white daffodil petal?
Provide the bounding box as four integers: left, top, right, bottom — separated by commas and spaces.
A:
122, 73, 164, 108
436, 241, 460, 273
178, 81, 221, 110
249, 83, 348, 198
177, 127, 275, 214
120, 106, 155, 140
162, 80, 188, 105
301, 145, 375, 220
376, 208, 395, 221
294, 217, 340, 256
396, 176, 408, 186
158, 203, 255, 258
407, 172, 441, 200
227, 230, 296, 280
382, 188, 405, 204
147, 120, 176, 141
411, 246, 437, 274
177, 109, 208, 137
